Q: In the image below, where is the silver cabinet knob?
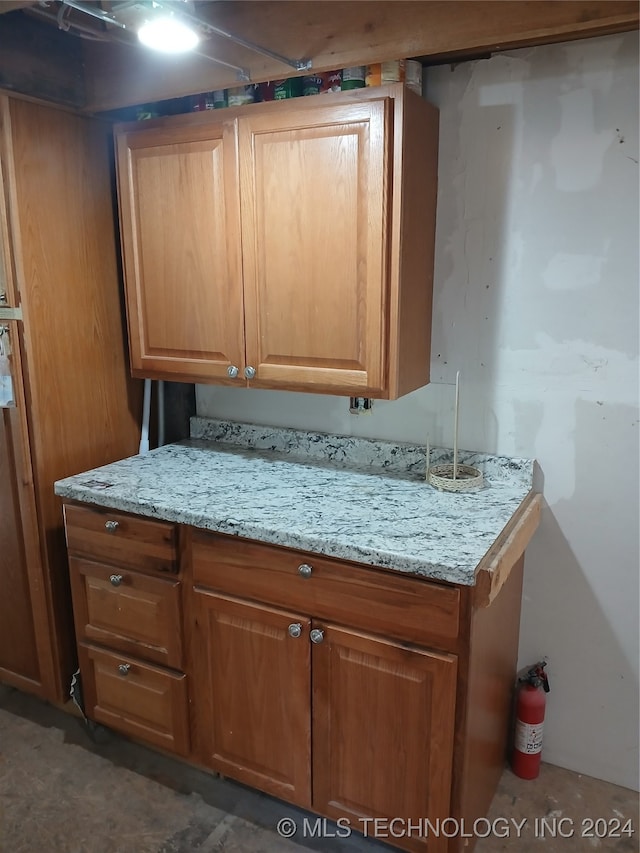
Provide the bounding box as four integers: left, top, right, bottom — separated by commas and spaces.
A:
244, 365, 256, 379
298, 564, 312, 579
109, 574, 123, 587
0, 292, 7, 303
118, 663, 130, 676
227, 365, 239, 378
105, 520, 119, 532
288, 623, 302, 639
310, 628, 324, 644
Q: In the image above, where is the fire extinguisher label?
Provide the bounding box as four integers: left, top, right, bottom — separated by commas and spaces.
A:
515, 720, 544, 754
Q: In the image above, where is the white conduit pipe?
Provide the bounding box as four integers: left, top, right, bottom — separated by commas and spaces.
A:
139, 378, 152, 455
157, 380, 165, 448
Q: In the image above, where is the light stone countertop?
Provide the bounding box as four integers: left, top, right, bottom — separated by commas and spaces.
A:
54, 419, 535, 586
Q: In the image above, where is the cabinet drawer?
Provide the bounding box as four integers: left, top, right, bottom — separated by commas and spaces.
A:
192, 532, 460, 647
69, 557, 183, 669
78, 643, 189, 757
64, 503, 177, 573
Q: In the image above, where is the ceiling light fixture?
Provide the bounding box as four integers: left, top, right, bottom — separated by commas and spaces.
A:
138, 15, 200, 54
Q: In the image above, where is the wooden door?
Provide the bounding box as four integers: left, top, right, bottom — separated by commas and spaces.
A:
116, 119, 245, 382
0, 133, 55, 698
0, 407, 40, 689
192, 590, 311, 808
312, 623, 457, 853
238, 99, 391, 395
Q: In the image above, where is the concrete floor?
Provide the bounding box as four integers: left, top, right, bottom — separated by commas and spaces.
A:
0, 685, 637, 853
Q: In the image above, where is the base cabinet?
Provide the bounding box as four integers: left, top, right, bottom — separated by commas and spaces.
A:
64, 504, 526, 853
313, 625, 457, 851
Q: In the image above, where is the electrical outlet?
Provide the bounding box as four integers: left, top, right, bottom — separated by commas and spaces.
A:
349, 397, 374, 415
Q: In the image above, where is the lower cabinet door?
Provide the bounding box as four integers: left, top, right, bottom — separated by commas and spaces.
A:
192, 590, 312, 808
78, 643, 190, 756
312, 624, 457, 853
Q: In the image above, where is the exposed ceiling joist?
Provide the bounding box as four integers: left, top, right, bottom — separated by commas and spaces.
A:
0, 1, 638, 114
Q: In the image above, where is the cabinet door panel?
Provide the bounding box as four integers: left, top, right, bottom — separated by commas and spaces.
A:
69, 556, 183, 669
313, 624, 457, 853
193, 590, 311, 807
79, 643, 189, 757
0, 409, 39, 685
239, 100, 390, 394
116, 123, 245, 381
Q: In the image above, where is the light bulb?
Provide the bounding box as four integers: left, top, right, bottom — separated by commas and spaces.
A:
138, 16, 199, 53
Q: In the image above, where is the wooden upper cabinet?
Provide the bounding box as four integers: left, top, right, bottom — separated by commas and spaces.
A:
239, 100, 389, 394
115, 120, 245, 381
114, 85, 439, 397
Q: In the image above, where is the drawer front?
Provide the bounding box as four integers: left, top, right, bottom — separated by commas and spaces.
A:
192, 532, 460, 647
78, 643, 189, 757
69, 557, 183, 669
64, 503, 177, 573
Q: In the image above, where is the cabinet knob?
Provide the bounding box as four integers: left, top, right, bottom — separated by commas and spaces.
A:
227, 365, 239, 378
105, 520, 119, 532
298, 563, 313, 579
288, 623, 302, 639
118, 663, 130, 676
244, 365, 256, 379
310, 628, 325, 645
0, 292, 6, 304
109, 574, 124, 587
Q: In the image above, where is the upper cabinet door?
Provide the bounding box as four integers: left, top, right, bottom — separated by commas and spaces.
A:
116, 121, 245, 382
238, 99, 391, 395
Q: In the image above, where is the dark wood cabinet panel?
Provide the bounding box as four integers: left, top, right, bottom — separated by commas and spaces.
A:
0, 408, 40, 686
79, 643, 190, 757
64, 504, 177, 575
192, 589, 312, 808
312, 624, 457, 853
69, 556, 183, 669
192, 531, 460, 649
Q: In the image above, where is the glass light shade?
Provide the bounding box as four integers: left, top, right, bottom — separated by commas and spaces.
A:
138, 16, 200, 53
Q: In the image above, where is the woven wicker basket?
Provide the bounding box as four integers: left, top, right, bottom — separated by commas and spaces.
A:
427, 463, 483, 492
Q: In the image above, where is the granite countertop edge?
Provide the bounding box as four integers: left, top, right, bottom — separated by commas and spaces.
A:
54, 419, 537, 588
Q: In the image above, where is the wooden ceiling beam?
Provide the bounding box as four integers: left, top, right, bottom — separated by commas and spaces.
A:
0, 2, 637, 112
81, 1, 639, 112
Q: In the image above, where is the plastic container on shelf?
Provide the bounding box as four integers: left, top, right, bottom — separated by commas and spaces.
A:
273, 77, 303, 99
255, 81, 275, 102
302, 75, 323, 96
365, 60, 423, 94
190, 92, 215, 111
365, 64, 382, 87
212, 90, 227, 109
341, 67, 366, 90
404, 60, 423, 95
227, 85, 256, 106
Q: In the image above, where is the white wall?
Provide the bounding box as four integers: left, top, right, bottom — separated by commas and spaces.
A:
196, 33, 640, 791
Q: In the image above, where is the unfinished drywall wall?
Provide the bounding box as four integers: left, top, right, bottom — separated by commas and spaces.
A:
196, 32, 640, 791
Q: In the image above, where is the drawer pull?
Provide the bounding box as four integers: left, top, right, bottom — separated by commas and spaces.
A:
298, 563, 313, 579
109, 574, 124, 587
288, 623, 302, 639
118, 663, 131, 676
310, 628, 324, 645
105, 520, 119, 532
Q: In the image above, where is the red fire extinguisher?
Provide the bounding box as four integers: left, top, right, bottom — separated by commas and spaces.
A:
512, 660, 550, 779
